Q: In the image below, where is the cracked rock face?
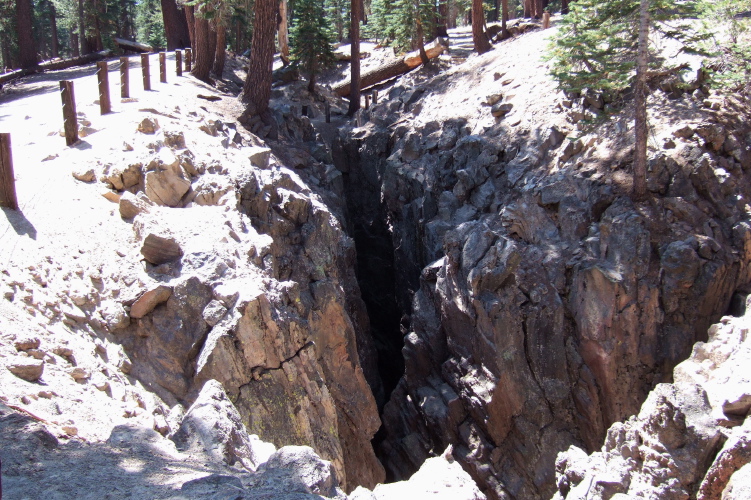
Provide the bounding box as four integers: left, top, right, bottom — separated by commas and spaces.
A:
338, 95, 751, 498
554, 300, 751, 500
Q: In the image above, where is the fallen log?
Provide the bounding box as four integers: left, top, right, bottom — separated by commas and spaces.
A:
332, 38, 447, 97
0, 50, 112, 86
114, 37, 154, 54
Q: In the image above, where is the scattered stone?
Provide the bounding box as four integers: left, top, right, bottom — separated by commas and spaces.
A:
15, 336, 41, 351
119, 191, 151, 219
199, 120, 219, 136
8, 358, 44, 382
560, 139, 584, 162
101, 190, 122, 203
144, 149, 191, 206
130, 285, 173, 318
673, 125, 694, 139
79, 126, 98, 138
42, 154, 59, 162
61, 425, 78, 436
491, 102, 513, 117
72, 167, 96, 182
247, 146, 272, 169
501, 78, 513, 86
68, 367, 89, 381
663, 138, 676, 149
202, 300, 228, 327
141, 234, 183, 265
164, 130, 186, 149
137, 117, 160, 134
485, 93, 503, 106
123, 142, 134, 151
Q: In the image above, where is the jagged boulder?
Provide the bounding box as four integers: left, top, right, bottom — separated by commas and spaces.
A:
171, 379, 276, 470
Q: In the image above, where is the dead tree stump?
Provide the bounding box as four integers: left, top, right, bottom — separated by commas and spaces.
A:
0, 134, 18, 210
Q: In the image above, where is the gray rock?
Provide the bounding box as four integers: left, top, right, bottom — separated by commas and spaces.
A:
14, 336, 41, 351
202, 300, 228, 327
172, 379, 276, 470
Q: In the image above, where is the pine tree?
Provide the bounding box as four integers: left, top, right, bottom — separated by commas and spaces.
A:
548, 0, 707, 199
290, 0, 334, 92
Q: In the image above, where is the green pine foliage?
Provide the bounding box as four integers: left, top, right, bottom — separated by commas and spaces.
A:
548, 0, 707, 97
136, 0, 167, 49
699, 0, 751, 92
324, 0, 348, 42
367, 0, 435, 53
289, 0, 334, 91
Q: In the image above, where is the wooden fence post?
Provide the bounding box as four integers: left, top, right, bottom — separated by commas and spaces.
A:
325, 102, 330, 123
372, 89, 378, 104
176, 50, 182, 77
185, 49, 192, 72
141, 53, 151, 91
364, 94, 370, 110
543, 11, 551, 29
159, 52, 167, 83
96, 61, 111, 114
0, 134, 18, 210
120, 57, 129, 98
59, 80, 78, 146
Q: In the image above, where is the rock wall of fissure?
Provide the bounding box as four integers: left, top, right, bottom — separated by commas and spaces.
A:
336, 96, 751, 499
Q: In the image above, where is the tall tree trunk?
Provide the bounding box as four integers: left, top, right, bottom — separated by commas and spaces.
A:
184, 5, 196, 49
78, 0, 88, 55
534, 0, 543, 18
436, 0, 448, 37
208, 23, 217, 69
242, 0, 276, 116
347, 0, 361, 116
161, 0, 191, 50
191, 17, 212, 81
501, 0, 509, 37
561, 0, 569, 14
213, 24, 226, 78
93, 0, 104, 51
71, 33, 80, 57
633, 0, 649, 200
50, 4, 59, 59
415, 1, 429, 65
16, 0, 38, 68
523, 0, 532, 18
472, 0, 490, 54
278, 0, 289, 65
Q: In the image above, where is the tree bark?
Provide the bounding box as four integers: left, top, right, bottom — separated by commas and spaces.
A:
78, 0, 88, 55
534, 0, 543, 18
207, 23, 217, 69
184, 5, 196, 49
633, 0, 649, 200
278, 0, 289, 65
415, 0, 429, 65
501, 0, 509, 37
212, 24, 226, 78
191, 17, 212, 81
50, 4, 59, 59
93, 0, 104, 51
347, 0, 361, 116
472, 0, 491, 54
161, 0, 190, 50
16, 0, 38, 69
242, 0, 277, 116
561, 0, 570, 14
